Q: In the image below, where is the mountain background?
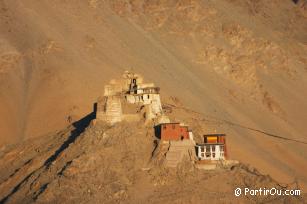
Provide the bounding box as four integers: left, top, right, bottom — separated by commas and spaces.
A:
0, 0, 307, 190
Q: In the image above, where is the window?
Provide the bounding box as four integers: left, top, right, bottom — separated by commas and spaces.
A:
212, 146, 216, 152
205, 152, 211, 158
206, 146, 210, 152
147, 95, 149, 99
220, 145, 224, 152
212, 153, 216, 158
201, 153, 204, 158
201, 147, 204, 152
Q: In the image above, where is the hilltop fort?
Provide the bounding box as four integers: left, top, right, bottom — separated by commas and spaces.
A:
94, 72, 235, 169
96, 71, 169, 124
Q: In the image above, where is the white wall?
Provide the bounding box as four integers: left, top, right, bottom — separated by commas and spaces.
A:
197, 145, 225, 161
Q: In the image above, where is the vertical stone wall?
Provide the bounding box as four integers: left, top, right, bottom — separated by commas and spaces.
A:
97, 95, 122, 124
105, 95, 122, 124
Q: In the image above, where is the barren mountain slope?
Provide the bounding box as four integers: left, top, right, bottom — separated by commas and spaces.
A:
0, 0, 307, 191
0, 115, 305, 203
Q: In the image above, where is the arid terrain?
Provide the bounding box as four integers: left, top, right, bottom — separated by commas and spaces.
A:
0, 101, 306, 203
0, 0, 307, 203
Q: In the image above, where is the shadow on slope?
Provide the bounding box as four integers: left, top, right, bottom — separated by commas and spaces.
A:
44, 107, 96, 167
0, 104, 97, 204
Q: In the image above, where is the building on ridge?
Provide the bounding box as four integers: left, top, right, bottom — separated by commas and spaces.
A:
96, 71, 166, 124
155, 122, 194, 141
196, 134, 227, 161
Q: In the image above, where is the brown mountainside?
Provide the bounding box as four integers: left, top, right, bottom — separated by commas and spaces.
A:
0, 0, 307, 196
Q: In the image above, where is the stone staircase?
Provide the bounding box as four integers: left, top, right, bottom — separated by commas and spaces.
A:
165, 140, 195, 168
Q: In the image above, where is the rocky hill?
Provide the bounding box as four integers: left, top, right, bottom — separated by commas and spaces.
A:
0, 0, 307, 200
0, 104, 305, 203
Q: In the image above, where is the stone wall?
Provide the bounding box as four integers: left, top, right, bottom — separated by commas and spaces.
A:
97, 95, 122, 124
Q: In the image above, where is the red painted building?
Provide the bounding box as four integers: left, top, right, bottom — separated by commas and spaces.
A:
158, 123, 190, 141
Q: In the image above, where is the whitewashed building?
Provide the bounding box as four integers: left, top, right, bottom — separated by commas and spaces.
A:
96, 71, 166, 124
196, 144, 226, 160
196, 134, 227, 161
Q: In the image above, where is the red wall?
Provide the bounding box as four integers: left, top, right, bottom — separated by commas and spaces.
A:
160, 123, 189, 141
